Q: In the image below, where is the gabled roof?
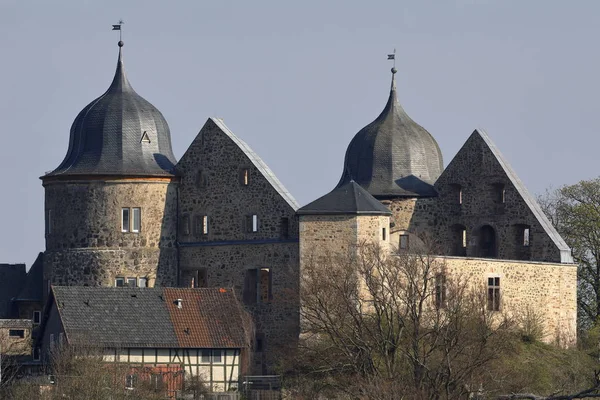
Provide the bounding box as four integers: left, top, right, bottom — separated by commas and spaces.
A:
49, 287, 250, 349
473, 129, 573, 263
297, 181, 391, 215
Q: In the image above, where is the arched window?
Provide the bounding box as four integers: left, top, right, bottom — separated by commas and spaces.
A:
478, 225, 497, 258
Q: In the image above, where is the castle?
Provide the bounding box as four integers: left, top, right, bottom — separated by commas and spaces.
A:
0, 39, 577, 375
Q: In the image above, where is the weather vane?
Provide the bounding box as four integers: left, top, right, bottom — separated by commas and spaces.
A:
387, 48, 396, 69
112, 19, 124, 42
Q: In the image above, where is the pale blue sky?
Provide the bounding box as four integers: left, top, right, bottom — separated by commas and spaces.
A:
1, 0, 598, 266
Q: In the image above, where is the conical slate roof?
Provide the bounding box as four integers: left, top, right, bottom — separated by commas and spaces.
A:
336, 69, 443, 198
297, 181, 391, 215
44, 41, 177, 178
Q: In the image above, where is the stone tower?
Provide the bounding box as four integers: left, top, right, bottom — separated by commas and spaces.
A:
336, 68, 443, 249
41, 41, 179, 291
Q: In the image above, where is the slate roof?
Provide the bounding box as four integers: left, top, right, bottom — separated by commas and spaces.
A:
44, 42, 177, 178
14, 253, 43, 302
210, 118, 300, 210
474, 129, 573, 263
50, 287, 249, 349
297, 180, 391, 215
0, 319, 32, 329
337, 69, 443, 198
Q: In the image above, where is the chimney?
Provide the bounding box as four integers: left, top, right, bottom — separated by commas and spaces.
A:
175, 299, 183, 309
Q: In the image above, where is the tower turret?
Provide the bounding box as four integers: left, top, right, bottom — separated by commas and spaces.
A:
42, 41, 179, 290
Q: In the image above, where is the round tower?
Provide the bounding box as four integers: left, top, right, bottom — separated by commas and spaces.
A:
42, 41, 179, 289
337, 68, 444, 248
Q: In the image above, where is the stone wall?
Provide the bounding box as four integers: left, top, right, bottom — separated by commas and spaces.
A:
0, 321, 32, 356
442, 256, 577, 346
434, 131, 564, 262
176, 118, 299, 373
43, 178, 178, 287
380, 197, 437, 251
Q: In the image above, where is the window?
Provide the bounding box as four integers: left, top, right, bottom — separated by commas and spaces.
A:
138, 277, 148, 288
523, 228, 530, 246
125, 374, 137, 389
246, 215, 259, 233
121, 208, 130, 232
244, 268, 272, 304
382, 228, 387, 241
201, 349, 211, 363
121, 207, 141, 233
200, 349, 222, 363
196, 169, 208, 188
127, 277, 137, 287
400, 234, 409, 250
115, 277, 125, 287
240, 168, 250, 186
181, 215, 190, 236
150, 374, 164, 390
435, 274, 447, 309
33, 311, 41, 325
493, 183, 506, 204
9, 329, 24, 338
280, 217, 289, 239
450, 184, 462, 205
487, 277, 501, 311
132, 208, 141, 232
33, 347, 40, 361
194, 215, 208, 236
197, 269, 208, 287
140, 131, 151, 143
46, 209, 52, 235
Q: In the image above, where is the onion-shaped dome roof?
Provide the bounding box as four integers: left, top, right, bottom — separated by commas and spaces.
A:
44, 41, 177, 178
336, 68, 443, 198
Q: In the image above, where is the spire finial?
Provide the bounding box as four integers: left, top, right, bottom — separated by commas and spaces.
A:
387, 49, 397, 90
112, 19, 124, 46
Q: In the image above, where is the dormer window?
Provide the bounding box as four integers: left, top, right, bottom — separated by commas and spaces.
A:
140, 131, 151, 143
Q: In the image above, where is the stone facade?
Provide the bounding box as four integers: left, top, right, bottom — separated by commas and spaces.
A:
434, 130, 570, 263
176, 118, 299, 373
442, 256, 577, 346
42, 177, 178, 289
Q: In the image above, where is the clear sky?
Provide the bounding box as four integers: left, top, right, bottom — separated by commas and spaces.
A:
0, 0, 598, 266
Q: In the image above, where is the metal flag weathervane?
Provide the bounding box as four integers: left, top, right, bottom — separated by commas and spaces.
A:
387, 48, 396, 68
112, 19, 124, 41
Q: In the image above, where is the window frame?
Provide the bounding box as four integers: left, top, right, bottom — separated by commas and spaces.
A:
487, 276, 501, 311
131, 207, 141, 233
9, 329, 25, 338
121, 208, 130, 233
126, 277, 137, 287
523, 227, 530, 247
138, 277, 148, 288
33, 310, 41, 325
115, 277, 125, 287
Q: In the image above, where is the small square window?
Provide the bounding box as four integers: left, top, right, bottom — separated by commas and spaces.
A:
132, 208, 141, 233
121, 208, 130, 232
138, 277, 148, 288
33, 311, 41, 325
9, 329, 25, 338
115, 277, 125, 287
127, 277, 137, 287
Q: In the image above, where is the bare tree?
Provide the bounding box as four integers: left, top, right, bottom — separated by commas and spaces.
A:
287, 239, 516, 399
